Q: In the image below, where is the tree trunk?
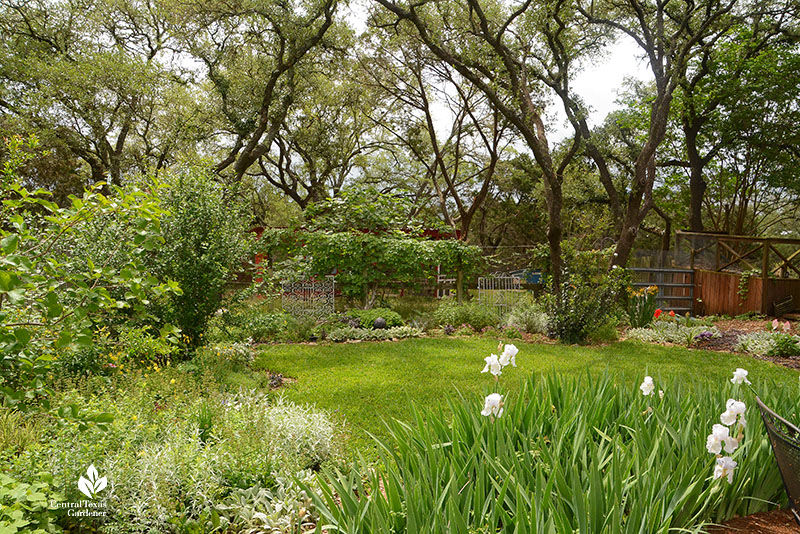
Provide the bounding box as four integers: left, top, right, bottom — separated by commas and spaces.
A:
685, 125, 706, 232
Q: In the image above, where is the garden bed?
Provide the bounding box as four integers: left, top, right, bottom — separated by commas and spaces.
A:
709, 509, 799, 533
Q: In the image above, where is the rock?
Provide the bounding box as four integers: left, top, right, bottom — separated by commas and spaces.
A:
373, 317, 388, 329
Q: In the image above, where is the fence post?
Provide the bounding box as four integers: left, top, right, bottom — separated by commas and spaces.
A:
762, 239, 771, 314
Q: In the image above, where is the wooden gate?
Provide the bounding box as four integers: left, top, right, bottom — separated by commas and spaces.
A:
629, 267, 694, 314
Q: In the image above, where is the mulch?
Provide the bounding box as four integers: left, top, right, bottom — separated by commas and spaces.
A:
707, 509, 800, 533
685, 319, 800, 370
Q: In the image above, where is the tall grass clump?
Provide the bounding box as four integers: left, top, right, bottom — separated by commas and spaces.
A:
309, 372, 799, 533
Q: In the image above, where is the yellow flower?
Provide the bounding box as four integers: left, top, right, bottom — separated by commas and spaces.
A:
170, 379, 175, 384
132, 415, 137, 421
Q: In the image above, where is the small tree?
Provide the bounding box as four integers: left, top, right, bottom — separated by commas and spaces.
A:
146, 167, 254, 347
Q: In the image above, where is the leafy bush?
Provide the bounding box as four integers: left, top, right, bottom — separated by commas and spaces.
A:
767, 333, 800, 357
546, 267, 626, 344
628, 322, 721, 346
345, 308, 404, 329
118, 326, 177, 367
146, 167, 254, 348
433, 301, 500, 331
586, 316, 620, 344
327, 326, 423, 342
0, 136, 178, 408
505, 302, 549, 334
309, 373, 799, 532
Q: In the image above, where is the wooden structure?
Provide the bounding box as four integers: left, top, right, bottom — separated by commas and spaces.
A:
629, 268, 694, 314
676, 231, 800, 316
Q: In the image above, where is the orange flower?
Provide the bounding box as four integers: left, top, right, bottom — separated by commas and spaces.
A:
654, 309, 663, 319
669, 310, 675, 317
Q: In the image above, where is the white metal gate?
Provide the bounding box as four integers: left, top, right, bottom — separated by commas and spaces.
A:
477, 275, 523, 314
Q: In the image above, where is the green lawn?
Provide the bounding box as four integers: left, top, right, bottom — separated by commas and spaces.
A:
255, 337, 800, 454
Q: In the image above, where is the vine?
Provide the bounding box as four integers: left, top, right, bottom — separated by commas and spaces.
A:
737, 269, 760, 304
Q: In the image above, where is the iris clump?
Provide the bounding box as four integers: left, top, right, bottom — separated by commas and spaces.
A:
308, 372, 798, 533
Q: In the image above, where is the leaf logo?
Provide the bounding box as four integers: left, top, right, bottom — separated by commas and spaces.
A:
77, 464, 107, 499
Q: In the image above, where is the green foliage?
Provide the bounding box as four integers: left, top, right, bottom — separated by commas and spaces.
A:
345, 308, 404, 329
146, 167, 254, 348
0, 409, 41, 457
0, 473, 62, 534
327, 326, 423, 342
737, 270, 760, 302
285, 231, 481, 308
0, 136, 179, 409
6, 367, 340, 533
308, 372, 799, 532
118, 326, 178, 367
586, 316, 620, 344
628, 322, 721, 346
627, 285, 659, 328
505, 300, 549, 334
433, 301, 500, 331
546, 266, 627, 344
306, 187, 428, 233
738, 331, 800, 357
766, 333, 800, 357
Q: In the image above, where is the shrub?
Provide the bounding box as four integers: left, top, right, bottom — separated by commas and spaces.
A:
433, 301, 500, 331
345, 308, 404, 329
309, 373, 799, 532
146, 167, 254, 348
767, 333, 800, 357
118, 326, 177, 367
0, 136, 177, 409
586, 316, 620, 344
505, 302, 549, 334
546, 267, 626, 344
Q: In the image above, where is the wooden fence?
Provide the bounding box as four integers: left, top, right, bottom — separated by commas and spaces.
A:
694, 270, 800, 316
629, 268, 694, 314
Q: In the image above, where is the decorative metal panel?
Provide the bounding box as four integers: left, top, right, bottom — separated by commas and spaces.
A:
281, 276, 335, 318
477, 275, 523, 314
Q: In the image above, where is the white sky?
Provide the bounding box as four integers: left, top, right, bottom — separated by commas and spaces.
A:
346, 2, 652, 142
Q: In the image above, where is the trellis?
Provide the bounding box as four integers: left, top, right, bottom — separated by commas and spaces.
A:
281, 276, 335, 318
477, 275, 524, 314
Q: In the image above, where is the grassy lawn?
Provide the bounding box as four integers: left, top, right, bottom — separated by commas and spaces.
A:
255, 337, 800, 454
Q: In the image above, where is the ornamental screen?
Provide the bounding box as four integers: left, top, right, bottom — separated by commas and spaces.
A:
281, 276, 335, 318
477, 275, 523, 315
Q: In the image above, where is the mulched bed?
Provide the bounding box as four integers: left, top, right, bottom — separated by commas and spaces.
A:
707, 509, 800, 533
687, 318, 800, 370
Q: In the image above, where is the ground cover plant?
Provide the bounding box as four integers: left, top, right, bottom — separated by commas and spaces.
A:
2, 349, 342, 533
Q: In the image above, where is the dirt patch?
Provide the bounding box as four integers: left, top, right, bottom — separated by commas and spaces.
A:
694, 329, 747, 353
707, 509, 799, 534
712, 319, 772, 334
691, 318, 800, 370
